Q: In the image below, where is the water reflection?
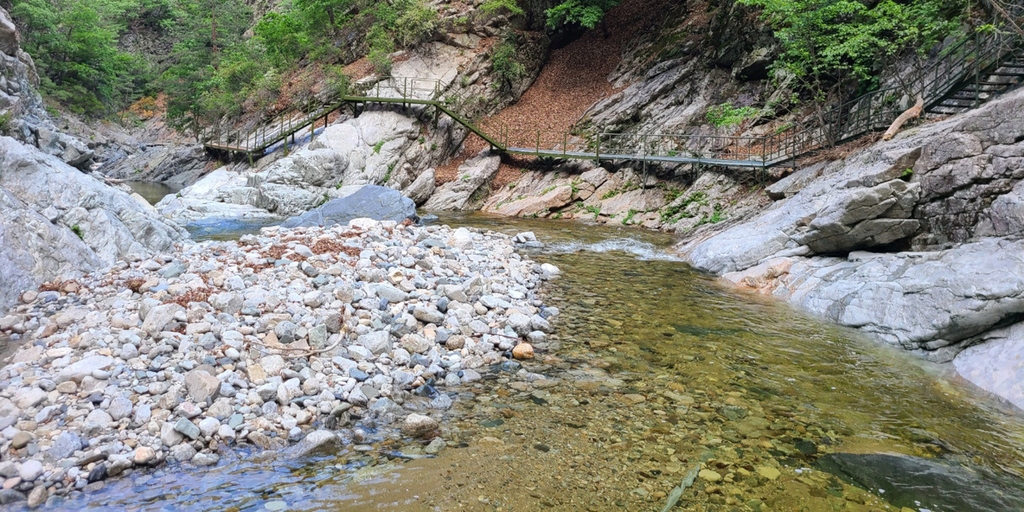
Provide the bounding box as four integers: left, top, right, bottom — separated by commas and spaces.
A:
123, 181, 184, 205
62, 212, 1024, 511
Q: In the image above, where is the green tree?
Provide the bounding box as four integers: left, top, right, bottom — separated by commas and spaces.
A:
159, 0, 253, 138
294, 0, 353, 35
739, 0, 966, 85
254, 11, 311, 68
11, 0, 149, 115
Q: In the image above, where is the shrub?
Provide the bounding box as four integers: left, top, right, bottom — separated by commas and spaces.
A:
546, 0, 620, 30
738, 0, 967, 85
706, 103, 762, 127
491, 37, 526, 91
367, 25, 395, 75
394, 0, 439, 48
0, 112, 12, 136
481, 0, 524, 17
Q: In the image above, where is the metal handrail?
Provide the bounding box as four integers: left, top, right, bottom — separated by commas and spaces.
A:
203, 10, 1022, 168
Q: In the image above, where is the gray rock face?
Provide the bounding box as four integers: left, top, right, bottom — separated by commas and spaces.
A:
281, 185, 417, 228
723, 239, 1024, 361
102, 145, 210, 184
423, 153, 501, 211
403, 168, 436, 206
0, 8, 19, 56
953, 322, 1024, 410
0, 136, 188, 313
678, 88, 1024, 407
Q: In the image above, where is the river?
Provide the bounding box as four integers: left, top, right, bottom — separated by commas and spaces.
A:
77, 190, 1024, 511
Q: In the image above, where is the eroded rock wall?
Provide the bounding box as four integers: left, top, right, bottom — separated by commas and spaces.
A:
0, 137, 188, 312
676, 87, 1024, 408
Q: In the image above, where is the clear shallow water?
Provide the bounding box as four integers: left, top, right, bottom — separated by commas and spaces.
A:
54, 213, 1024, 511
124, 181, 184, 205
122, 181, 282, 241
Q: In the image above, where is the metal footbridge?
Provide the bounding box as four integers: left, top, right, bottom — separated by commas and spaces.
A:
203, 8, 1023, 170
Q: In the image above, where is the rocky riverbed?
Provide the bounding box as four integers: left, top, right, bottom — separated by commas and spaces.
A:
0, 219, 559, 508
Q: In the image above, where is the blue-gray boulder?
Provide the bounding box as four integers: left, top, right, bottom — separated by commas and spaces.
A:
280, 185, 417, 228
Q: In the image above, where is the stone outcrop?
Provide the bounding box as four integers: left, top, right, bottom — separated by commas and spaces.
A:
158, 109, 450, 223
0, 6, 97, 169
0, 136, 188, 313
101, 145, 210, 185
423, 152, 501, 211
678, 87, 1024, 407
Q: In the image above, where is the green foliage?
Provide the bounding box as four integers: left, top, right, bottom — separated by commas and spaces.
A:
709, 204, 725, 224
293, 0, 353, 36
367, 24, 395, 75
491, 36, 526, 91
585, 204, 601, 219
394, 0, 439, 48
739, 0, 967, 85
323, 65, 351, 99
159, 0, 253, 137
660, 192, 708, 224
546, 0, 620, 30
70, 224, 84, 240
373, 140, 385, 154
481, 0, 524, 17
11, 0, 153, 115
622, 209, 638, 225
706, 102, 763, 127
254, 11, 311, 69
0, 112, 11, 136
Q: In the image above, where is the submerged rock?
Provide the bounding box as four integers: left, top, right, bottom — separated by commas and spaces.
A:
818, 453, 1024, 511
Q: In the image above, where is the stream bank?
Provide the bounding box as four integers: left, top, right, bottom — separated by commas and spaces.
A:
21, 213, 1024, 512
0, 218, 557, 507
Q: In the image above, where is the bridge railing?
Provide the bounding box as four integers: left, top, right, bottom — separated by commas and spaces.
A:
203, 7, 1021, 167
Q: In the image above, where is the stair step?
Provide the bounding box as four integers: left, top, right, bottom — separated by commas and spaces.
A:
955, 85, 1003, 93
939, 98, 979, 107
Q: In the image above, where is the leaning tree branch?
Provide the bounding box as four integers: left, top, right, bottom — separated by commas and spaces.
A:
883, 95, 924, 141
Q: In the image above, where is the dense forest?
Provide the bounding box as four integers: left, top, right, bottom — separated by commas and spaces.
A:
6, 0, 975, 136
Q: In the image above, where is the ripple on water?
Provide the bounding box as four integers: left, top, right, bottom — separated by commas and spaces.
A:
66, 212, 1024, 512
